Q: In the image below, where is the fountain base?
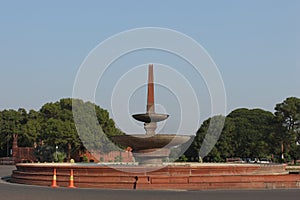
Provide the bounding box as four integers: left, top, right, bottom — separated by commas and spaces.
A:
10, 163, 300, 190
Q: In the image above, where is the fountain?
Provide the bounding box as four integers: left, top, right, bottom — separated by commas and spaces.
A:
111, 64, 191, 165
10, 64, 300, 190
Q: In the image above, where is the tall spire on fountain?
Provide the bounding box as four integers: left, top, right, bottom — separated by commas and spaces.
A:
132, 64, 169, 135
147, 64, 155, 114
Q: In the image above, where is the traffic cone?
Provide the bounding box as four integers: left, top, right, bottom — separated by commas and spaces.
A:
68, 169, 76, 188
51, 168, 58, 188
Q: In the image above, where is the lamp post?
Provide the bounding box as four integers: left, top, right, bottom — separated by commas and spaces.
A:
55, 146, 58, 162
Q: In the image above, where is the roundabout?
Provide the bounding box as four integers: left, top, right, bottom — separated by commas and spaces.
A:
9, 65, 300, 191
1, 165, 300, 200
10, 162, 300, 190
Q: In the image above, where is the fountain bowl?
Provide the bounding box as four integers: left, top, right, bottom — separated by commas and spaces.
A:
132, 113, 169, 123
111, 134, 192, 165
111, 134, 191, 151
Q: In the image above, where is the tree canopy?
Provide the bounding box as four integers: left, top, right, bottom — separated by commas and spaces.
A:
0, 98, 123, 158
274, 97, 300, 162
1, 96, 300, 163
185, 97, 300, 163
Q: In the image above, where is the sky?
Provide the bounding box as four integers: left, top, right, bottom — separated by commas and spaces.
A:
0, 1, 299, 134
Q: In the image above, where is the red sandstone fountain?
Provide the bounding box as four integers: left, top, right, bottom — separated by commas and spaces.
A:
10, 64, 300, 190
111, 64, 191, 165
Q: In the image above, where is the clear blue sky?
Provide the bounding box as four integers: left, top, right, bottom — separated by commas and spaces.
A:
0, 1, 299, 132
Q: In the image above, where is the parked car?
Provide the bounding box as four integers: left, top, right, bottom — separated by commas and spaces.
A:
258, 158, 271, 164
245, 158, 254, 163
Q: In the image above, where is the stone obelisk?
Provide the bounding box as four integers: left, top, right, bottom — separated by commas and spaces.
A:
132, 64, 169, 135
144, 64, 156, 135
147, 64, 155, 114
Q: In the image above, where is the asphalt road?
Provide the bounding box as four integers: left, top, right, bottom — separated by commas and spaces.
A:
1, 165, 300, 200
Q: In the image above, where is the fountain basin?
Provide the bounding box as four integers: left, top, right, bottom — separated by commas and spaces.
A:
111, 134, 191, 151
132, 113, 169, 123
111, 134, 191, 165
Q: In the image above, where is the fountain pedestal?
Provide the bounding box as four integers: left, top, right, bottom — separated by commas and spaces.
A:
133, 148, 170, 165
143, 122, 156, 135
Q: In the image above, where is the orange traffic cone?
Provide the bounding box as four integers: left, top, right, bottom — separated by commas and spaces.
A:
51, 168, 58, 188
68, 169, 76, 188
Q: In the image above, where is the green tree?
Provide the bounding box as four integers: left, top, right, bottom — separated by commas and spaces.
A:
72, 99, 123, 154
275, 97, 300, 163
0, 98, 124, 160
188, 115, 226, 162
17, 109, 40, 147
0, 109, 28, 156
38, 98, 124, 161
227, 108, 276, 159
188, 109, 276, 162
40, 99, 82, 161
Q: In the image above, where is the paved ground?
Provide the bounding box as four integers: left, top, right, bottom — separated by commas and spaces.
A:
1, 165, 300, 200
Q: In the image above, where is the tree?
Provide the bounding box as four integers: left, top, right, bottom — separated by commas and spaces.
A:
227, 108, 276, 159
275, 97, 300, 163
72, 99, 123, 154
39, 99, 82, 161
187, 115, 226, 162
187, 108, 276, 162
0, 109, 26, 156
0, 98, 124, 160
38, 98, 124, 161
17, 108, 40, 147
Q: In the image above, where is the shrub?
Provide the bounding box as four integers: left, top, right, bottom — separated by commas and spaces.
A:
83, 155, 89, 163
